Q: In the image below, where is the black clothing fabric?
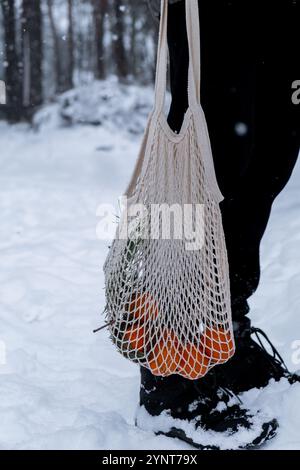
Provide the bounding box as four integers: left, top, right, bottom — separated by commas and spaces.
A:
167, 0, 300, 324
215, 326, 300, 393
141, 0, 300, 399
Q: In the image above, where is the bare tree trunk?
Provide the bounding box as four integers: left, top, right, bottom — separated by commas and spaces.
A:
112, 0, 128, 81
65, 0, 74, 89
46, 0, 66, 94
1, 0, 23, 122
130, 3, 138, 78
22, 0, 43, 117
92, 0, 107, 80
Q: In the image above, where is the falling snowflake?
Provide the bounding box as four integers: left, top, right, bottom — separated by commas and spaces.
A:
235, 122, 248, 136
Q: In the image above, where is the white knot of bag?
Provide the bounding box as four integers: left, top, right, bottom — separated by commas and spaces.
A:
103, 0, 235, 379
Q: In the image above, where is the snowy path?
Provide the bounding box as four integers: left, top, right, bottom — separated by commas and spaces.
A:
0, 116, 299, 450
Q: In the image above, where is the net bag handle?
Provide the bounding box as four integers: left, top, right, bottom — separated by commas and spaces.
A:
154, 0, 201, 113
124, 0, 225, 203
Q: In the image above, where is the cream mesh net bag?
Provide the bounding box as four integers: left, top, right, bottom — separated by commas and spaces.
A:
103, 0, 235, 379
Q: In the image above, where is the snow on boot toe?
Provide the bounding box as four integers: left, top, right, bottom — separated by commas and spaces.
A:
135, 405, 278, 450
139, 366, 278, 449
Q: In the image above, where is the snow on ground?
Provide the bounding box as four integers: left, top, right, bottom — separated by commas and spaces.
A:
0, 81, 299, 450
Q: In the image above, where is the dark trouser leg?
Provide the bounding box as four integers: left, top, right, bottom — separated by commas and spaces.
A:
141, 0, 299, 403
220, 64, 300, 332
167, 0, 300, 331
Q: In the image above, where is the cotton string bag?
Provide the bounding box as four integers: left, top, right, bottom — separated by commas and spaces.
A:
103, 0, 235, 379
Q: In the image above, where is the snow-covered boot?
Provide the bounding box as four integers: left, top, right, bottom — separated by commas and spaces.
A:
137, 367, 278, 450
215, 320, 300, 394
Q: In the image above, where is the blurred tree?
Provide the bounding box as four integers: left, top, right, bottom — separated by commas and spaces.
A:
127, 0, 158, 83
66, 0, 74, 89
47, 0, 74, 93
112, 0, 128, 81
130, 1, 138, 78
0, 0, 157, 123
92, 0, 108, 80
47, 0, 65, 94
1, 0, 23, 122
22, 0, 43, 116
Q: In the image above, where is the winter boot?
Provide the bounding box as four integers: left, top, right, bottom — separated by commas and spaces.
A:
136, 367, 278, 450
215, 319, 300, 394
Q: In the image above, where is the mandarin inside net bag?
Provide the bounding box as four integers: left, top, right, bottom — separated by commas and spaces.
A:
103, 0, 235, 379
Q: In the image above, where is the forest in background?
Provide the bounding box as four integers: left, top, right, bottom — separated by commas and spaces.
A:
0, 0, 157, 122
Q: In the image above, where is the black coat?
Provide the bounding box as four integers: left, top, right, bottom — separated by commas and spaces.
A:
160, 0, 299, 178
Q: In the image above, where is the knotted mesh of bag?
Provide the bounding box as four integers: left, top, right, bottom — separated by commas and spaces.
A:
103, 113, 235, 380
